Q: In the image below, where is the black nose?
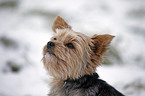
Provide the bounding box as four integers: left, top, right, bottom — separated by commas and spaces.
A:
47, 41, 55, 49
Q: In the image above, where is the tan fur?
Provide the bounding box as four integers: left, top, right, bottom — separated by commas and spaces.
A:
42, 16, 114, 95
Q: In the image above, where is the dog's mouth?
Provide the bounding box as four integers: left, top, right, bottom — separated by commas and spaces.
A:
47, 50, 56, 56
46, 49, 66, 63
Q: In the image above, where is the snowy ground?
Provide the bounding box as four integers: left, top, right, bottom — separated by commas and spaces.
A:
0, 0, 145, 96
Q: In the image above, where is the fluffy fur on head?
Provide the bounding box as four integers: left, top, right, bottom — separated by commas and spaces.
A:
42, 16, 114, 80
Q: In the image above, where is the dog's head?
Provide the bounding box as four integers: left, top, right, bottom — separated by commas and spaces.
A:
42, 16, 114, 80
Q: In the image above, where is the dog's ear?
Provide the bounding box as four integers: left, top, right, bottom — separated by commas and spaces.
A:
91, 34, 114, 56
52, 16, 72, 32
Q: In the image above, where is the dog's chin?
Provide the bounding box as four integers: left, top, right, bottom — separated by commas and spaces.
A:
45, 49, 56, 56
45, 52, 55, 59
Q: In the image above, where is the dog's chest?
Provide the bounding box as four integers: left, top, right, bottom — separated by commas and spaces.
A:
49, 74, 99, 96
63, 82, 84, 96
48, 73, 124, 96
49, 86, 83, 96
49, 73, 100, 96
58, 74, 99, 96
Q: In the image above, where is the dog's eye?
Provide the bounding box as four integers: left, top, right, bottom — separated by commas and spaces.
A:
54, 38, 57, 40
65, 43, 74, 49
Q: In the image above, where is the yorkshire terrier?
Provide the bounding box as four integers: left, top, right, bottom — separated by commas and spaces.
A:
42, 16, 124, 96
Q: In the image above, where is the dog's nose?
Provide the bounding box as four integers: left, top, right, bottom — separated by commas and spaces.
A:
47, 41, 55, 49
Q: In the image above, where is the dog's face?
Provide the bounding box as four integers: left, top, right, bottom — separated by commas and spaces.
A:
42, 16, 114, 80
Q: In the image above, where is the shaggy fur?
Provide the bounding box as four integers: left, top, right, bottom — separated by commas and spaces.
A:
42, 16, 124, 96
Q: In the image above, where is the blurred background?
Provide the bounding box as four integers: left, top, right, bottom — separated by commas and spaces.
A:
0, 0, 145, 96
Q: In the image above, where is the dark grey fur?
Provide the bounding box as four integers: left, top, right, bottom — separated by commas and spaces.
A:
48, 73, 124, 96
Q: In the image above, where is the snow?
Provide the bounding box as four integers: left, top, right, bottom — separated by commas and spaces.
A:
0, 0, 145, 96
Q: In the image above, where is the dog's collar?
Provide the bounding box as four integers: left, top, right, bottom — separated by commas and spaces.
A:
64, 73, 99, 88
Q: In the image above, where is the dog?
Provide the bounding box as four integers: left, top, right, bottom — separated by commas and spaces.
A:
42, 16, 124, 96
